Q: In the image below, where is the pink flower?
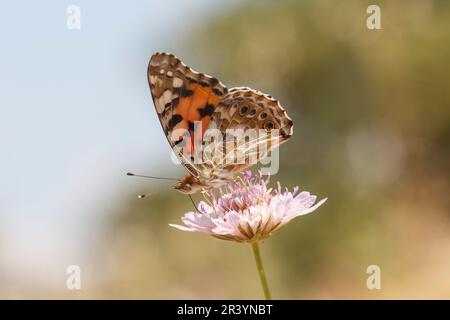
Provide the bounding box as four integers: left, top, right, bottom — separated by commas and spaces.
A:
170, 171, 327, 242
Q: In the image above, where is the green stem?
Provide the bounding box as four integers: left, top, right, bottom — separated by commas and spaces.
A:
251, 241, 272, 300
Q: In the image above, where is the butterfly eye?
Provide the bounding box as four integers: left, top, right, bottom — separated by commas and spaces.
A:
264, 121, 274, 131
239, 105, 249, 115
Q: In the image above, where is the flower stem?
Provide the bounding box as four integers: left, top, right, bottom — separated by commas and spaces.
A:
251, 241, 272, 300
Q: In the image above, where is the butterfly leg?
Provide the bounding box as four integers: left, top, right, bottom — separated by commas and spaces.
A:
201, 188, 213, 205
237, 175, 249, 191
188, 194, 199, 212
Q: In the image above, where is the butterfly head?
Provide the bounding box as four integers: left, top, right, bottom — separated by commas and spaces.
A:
174, 173, 205, 194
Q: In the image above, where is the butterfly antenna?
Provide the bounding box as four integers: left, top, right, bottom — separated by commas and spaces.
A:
188, 194, 199, 212
126, 172, 178, 181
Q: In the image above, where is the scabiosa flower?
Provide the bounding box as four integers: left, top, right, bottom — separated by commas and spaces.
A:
170, 171, 326, 299
170, 171, 327, 242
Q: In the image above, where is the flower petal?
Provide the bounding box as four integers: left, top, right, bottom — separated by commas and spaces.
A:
169, 171, 327, 242
168, 224, 195, 232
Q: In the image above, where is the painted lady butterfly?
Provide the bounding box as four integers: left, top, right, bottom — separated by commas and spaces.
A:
148, 53, 293, 194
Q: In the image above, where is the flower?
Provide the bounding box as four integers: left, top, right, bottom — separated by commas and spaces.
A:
170, 171, 327, 242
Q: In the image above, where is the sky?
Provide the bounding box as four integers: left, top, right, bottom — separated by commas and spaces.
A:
0, 0, 238, 289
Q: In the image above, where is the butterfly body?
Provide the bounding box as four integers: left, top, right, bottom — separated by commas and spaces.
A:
148, 52, 293, 194
174, 172, 233, 194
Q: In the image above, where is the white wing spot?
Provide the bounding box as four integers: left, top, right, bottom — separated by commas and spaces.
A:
163, 90, 173, 105
156, 96, 165, 113
173, 77, 183, 88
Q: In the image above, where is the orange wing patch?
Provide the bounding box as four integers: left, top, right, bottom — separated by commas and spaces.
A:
148, 52, 227, 165
174, 84, 220, 156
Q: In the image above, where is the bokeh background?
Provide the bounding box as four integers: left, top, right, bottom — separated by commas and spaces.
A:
1, 0, 449, 299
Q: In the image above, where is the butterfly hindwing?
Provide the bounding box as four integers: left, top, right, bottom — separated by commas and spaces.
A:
203, 87, 293, 176
212, 87, 293, 139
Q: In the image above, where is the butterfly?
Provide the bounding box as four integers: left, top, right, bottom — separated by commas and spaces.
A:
148, 52, 293, 194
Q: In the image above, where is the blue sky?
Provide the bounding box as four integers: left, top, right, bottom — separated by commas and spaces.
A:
0, 0, 238, 289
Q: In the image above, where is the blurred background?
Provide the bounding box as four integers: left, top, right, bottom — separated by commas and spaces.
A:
0, 0, 449, 299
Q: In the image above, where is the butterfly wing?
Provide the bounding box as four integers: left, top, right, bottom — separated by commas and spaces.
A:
148, 53, 294, 186
147, 52, 228, 176
202, 87, 294, 178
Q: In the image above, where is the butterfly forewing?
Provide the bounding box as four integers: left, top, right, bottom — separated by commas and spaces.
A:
148, 53, 228, 176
